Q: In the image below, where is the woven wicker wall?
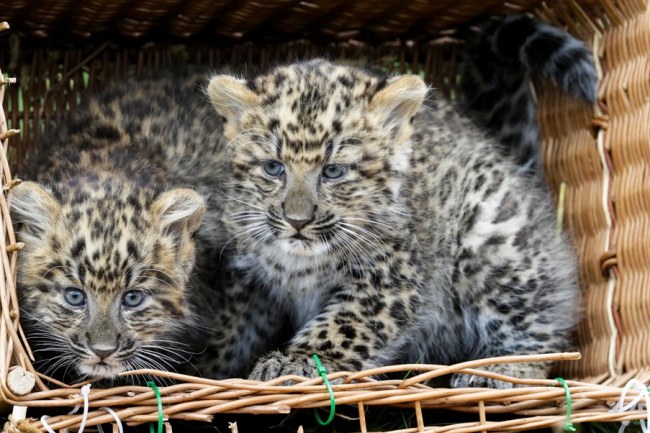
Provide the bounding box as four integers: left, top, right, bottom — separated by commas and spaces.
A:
0, 0, 543, 42
1, 40, 467, 169
537, 0, 650, 380
0, 0, 649, 432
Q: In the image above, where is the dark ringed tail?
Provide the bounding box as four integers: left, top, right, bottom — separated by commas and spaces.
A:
461, 14, 598, 173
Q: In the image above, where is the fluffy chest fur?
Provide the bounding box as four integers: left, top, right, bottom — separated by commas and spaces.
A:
234, 248, 336, 327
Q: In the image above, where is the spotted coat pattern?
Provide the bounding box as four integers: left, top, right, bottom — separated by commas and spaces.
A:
207, 59, 581, 387
11, 75, 283, 382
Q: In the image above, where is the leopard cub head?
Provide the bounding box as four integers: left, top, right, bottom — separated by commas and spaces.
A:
208, 59, 427, 259
10, 178, 205, 381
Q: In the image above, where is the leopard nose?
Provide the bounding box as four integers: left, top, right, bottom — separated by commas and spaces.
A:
285, 217, 310, 231
90, 344, 117, 359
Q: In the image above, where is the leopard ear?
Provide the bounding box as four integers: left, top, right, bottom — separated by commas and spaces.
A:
370, 75, 428, 143
153, 189, 206, 275
10, 181, 62, 238
207, 75, 259, 140
153, 188, 206, 236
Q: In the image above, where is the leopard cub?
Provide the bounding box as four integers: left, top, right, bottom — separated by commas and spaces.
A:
11, 75, 281, 382
207, 54, 585, 387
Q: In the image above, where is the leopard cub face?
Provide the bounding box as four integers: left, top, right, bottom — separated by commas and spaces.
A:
208, 60, 426, 261
11, 176, 204, 380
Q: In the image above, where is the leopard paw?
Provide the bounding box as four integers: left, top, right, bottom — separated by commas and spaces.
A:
248, 351, 315, 382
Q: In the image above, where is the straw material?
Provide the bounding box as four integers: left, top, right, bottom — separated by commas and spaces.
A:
537, 0, 650, 380
1, 40, 466, 168
0, 0, 545, 41
2, 352, 650, 433
0, 0, 649, 431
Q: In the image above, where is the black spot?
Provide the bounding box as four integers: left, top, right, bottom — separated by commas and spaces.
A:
267, 118, 279, 131
513, 226, 533, 249
353, 345, 369, 357
462, 261, 482, 276
332, 120, 342, 134
70, 238, 86, 259
375, 78, 388, 92
318, 340, 333, 351
509, 314, 526, 326
339, 325, 356, 339
493, 192, 519, 223
159, 299, 182, 316
337, 75, 353, 88
124, 266, 133, 286
462, 205, 479, 231
484, 235, 506, 247
78, 264, 86, 284
93, 125, 121, 141
349, 359, 363, 369
127, 241, 141, 260
274, 73, 287, 87
70, 210, 82, 223
389, 300, 408, 326
486, 319, 502, 332
34, 283, 51, 293
261, 94, 279, 106
369, 271, 382, 288
127, 195, 142, 211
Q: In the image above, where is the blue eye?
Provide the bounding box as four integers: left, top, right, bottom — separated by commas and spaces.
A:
263, 160, 285, 177
322, 164, 348, 179
122, 290, 146, 308
64, 287, 86, 307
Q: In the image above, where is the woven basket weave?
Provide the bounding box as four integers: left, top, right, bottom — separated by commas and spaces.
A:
0, 0, 648, 431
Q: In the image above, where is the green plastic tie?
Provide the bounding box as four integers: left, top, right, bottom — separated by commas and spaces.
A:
312, 354, 336, 426
556, 377, 576, 432
147, 381, 164, 433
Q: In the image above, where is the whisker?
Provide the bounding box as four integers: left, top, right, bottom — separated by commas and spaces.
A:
223, 195, 264, 210
341, 216, 396, 232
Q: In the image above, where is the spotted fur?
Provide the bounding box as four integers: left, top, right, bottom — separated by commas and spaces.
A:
461, 14, 597, 173
11, 75, 283, 382
208, 59, 581, 388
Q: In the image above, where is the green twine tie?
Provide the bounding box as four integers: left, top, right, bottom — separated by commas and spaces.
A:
556, 377, 576, 432
312, 354, 336, 426
147, 381, 164, 433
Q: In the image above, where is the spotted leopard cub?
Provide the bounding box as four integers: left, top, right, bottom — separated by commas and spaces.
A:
10, 76, 280, 382
208, 59, 581, 388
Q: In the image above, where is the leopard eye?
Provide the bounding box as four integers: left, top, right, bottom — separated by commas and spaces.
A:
322, 164, 348, 180
262, 160, 285, 177
64, 287, 87, 307
122, 290, 146, 308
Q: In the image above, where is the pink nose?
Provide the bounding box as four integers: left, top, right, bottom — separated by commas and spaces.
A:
286, 217, 310, 231
90, 345, 117, 359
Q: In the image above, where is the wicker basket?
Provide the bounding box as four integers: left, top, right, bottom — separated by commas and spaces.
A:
0, 0, 649, 431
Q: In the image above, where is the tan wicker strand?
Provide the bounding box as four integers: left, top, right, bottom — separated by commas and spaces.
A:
358, 400, 368, 433
601, 1, 650, 376
0, 353, 578, 407
0, 62, 12, 410
538, 0, 616, 381
7, 355, 650, 431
